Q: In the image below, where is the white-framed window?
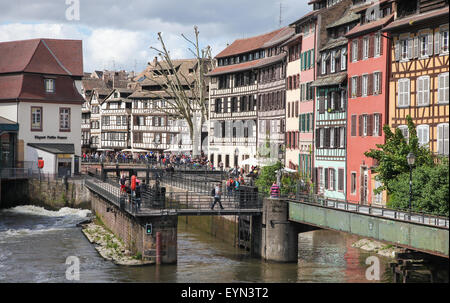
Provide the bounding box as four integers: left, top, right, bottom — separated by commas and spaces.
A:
417, 124, 429, 147
398, 125, 409, 142
373, 113, 380, 136
352, 40, 358, 62
44, 79, 55, 93
321, 53, 327, 75
351, 76, 358, 98
363, 114, 368, 136
419, 34, 429, 57
31, 107, 42, 130
440, 28, 449, 53
340, 90, 346, 109
373, 72, 381, 94
374, 33, 381, 57
330, 91, 335, 110
438, 72, 449, 104
329, 169, 335, 191
416, 76, 430, 106
59, 108, 70, 131
341, 47, 347, 70
330, 128, 335, 148
437, 123, 449, 155
319, 128, 324, 148
362, 74, 368, 97
398, 78, 410, 107
373, 180, 383, 204
400, 38, 412, 60
331, 50, 336, 73
363, 37, 369, 59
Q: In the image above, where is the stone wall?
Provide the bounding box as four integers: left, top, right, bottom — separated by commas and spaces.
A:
90, 192, 177, 264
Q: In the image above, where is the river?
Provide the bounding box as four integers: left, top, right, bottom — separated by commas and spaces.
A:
0, 205, 396, 283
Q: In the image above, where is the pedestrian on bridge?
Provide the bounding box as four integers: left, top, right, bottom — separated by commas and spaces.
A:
270, 182, 280, 198
211, 182, 224, 210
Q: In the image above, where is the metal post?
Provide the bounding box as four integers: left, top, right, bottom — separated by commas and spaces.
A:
409, 167, 412, 220
156, 231, 161, 265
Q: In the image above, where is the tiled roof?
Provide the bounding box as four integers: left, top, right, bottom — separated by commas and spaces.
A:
289, 10, 319, 26
310, 72, 347, 87
0, 38, 83, 76
262, 27, 295, 48
0, 74, 24, 101
207, 53, 286, 76
326, 10, 361, 29
82, 78, 107, 91
383, 6, 449, 31
345, 14, 394, 38
215, 28, 286, 58
320, 37, 348, 52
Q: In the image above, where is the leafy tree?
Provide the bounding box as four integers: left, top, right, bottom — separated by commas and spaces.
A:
364, 115, 434, 194
255, 162, 282, 196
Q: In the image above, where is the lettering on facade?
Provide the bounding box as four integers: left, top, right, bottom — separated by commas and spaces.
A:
34, 135, 68, 140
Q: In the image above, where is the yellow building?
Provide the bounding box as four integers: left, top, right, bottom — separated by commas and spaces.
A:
384, 1, 449, 156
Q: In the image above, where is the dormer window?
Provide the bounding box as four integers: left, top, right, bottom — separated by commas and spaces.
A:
44, 79, 55, 93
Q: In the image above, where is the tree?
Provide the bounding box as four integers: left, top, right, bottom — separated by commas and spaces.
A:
149, 26, 214, 155
254, 161, 299, 197
364, 115, 434, 194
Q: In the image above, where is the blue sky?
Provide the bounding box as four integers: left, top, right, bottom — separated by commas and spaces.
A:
0, 0, 310, 72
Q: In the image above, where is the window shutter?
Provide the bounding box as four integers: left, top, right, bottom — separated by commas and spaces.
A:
338, 169, 344, 191
437, 124, 443, 154
368, 73, 374, 95
413, 36, 419, 58
316, 128, 321, 148
319, 98, 325, 114
368, 114, 373, 136
378, 113, 383, 136
435, 31, 441, 55
357, 76, 362, 97
325, 128, 330, 148
369, 35, 374, 58
380, 34, 384, 55
311, 50, 314, 69
359, 115, 363, 136
324, 168, 329, 189
407, 38, 413, 59
358, 38, 363, 61
427, 33, 433, 56
417, 77, 423, 106
349, 40, 352, 62
424, 77, 429, 105
379, 72, 383, 94
445, 124, 449, 155
349, 77, 353, 98
395, 40, 400, 61
351, 115, 357, 136
335, 127, 340, 149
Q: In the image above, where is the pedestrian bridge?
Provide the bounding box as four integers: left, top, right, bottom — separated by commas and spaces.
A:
82, 167, 448, 259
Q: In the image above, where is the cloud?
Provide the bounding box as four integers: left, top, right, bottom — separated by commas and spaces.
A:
0, 0, 311, 72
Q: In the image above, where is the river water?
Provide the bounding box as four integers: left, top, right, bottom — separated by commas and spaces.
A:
0, 205, 395, 283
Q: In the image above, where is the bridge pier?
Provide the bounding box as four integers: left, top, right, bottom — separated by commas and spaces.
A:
254, 197, 317, 262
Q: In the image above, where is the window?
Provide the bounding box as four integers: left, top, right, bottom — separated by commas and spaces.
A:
363, 37, 369, 59
363, 114, 368, 136
373, 114, 380, 136
373, 72, 381, 94
340, 90, 346, 110
351, 76, 358, 98
329, 169, 335, 191
44, 79, 55, 93
417, 125, 429, 147
441, 28, 449, 53
351, 172, 357, 194
373, 180, 383, 204
338, 168, 344, 191
321, 53, 327, 74
319, 128, 324, 148
374, 34, 381, 56
416, 76, 430, 106
330, 128, 335, 148
31, 107, 42, 131
352, 40, 358, 62
398, 125, 409, 142
59, 108, 70, 131
438, 72, 449, 104
341, 48, 347, 70
331, 50, 336, 72
398, 78, 410, 107
362, 74, 368, 96
340, 127, 345, 148
437, 123, 449, 155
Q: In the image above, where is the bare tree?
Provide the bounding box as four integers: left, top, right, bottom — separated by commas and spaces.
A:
148, 26, 214, 155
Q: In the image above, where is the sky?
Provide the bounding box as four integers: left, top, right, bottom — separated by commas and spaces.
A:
0, 0, 310, 73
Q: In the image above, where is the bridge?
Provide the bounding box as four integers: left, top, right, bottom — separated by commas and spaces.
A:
82, 165, 449, 263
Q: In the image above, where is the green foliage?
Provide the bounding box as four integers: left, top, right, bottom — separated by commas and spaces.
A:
387, 158, 449, 216
281, 174, 299, 197
365, 115, 448, 216
255, 162, 282, 196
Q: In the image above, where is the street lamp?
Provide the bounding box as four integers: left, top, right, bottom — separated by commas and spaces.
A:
407, 152, 416, 219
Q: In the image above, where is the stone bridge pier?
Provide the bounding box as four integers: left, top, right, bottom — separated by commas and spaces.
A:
251, 197, 318, 262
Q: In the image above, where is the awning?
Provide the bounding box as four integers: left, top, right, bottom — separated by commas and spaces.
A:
27, 143, 74, 154
0, 116, 18, 133
310, 72, 347, 87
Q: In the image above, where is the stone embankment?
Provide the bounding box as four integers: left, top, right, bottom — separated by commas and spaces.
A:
352, 238, 406, 258
81, 221, 154, 266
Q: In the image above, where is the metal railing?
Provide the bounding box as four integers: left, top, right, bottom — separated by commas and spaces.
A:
289, 194, 449, 229
0, 168, 35, 179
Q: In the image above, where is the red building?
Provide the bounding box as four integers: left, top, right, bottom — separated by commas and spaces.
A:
345, 0, 394, 205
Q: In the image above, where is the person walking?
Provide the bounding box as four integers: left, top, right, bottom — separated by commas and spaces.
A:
135, 180, 141, 212
226, 177, 234, 197
270, 182, 280, 198
211, 182, 224, 210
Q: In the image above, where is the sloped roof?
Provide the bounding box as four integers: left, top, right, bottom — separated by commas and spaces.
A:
27, 143, 75, 154
262, 27, 295, 48
345, 14, 394, 38
310, 72, 347, 87
0, 38, 83, 76
82, 78, 107, 91
326, 10, 360, 29
320, 37, 348, 52
207, 53, 286, 76
383, 6, 449, 32
215, 28, 286, 58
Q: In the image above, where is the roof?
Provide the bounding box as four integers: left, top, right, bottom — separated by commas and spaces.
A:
215, 28, 286, 58
289, 10, 319, 26
0, 116, 18, 132
310, 72, 347, 87
82, 78, 107, 91
345, 14, 394, 38
262, 27, 295, 48
280, 33, 302, 47
319, 37, 348, 52
207, 53, 286, 76
383, 6, 449, 32
27, 143, 75, 154
326, 10, 360, 29
0, 38, 83, 76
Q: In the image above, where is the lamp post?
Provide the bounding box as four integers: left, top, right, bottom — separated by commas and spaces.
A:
406, 152, 416, 220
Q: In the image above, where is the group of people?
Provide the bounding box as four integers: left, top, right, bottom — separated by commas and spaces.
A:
119, 174, 142, 212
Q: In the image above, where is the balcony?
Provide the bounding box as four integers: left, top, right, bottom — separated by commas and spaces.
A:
211, 84, 258, 96
101, 125, 129, 131
101, 140, 127, 148
133, 142, 169, 150
101, 108, 131, 115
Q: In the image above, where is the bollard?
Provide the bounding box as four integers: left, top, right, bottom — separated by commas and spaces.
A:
156, 231, 162, 265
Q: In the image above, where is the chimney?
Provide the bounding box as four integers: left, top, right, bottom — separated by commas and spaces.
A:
153, 57, 158, 66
